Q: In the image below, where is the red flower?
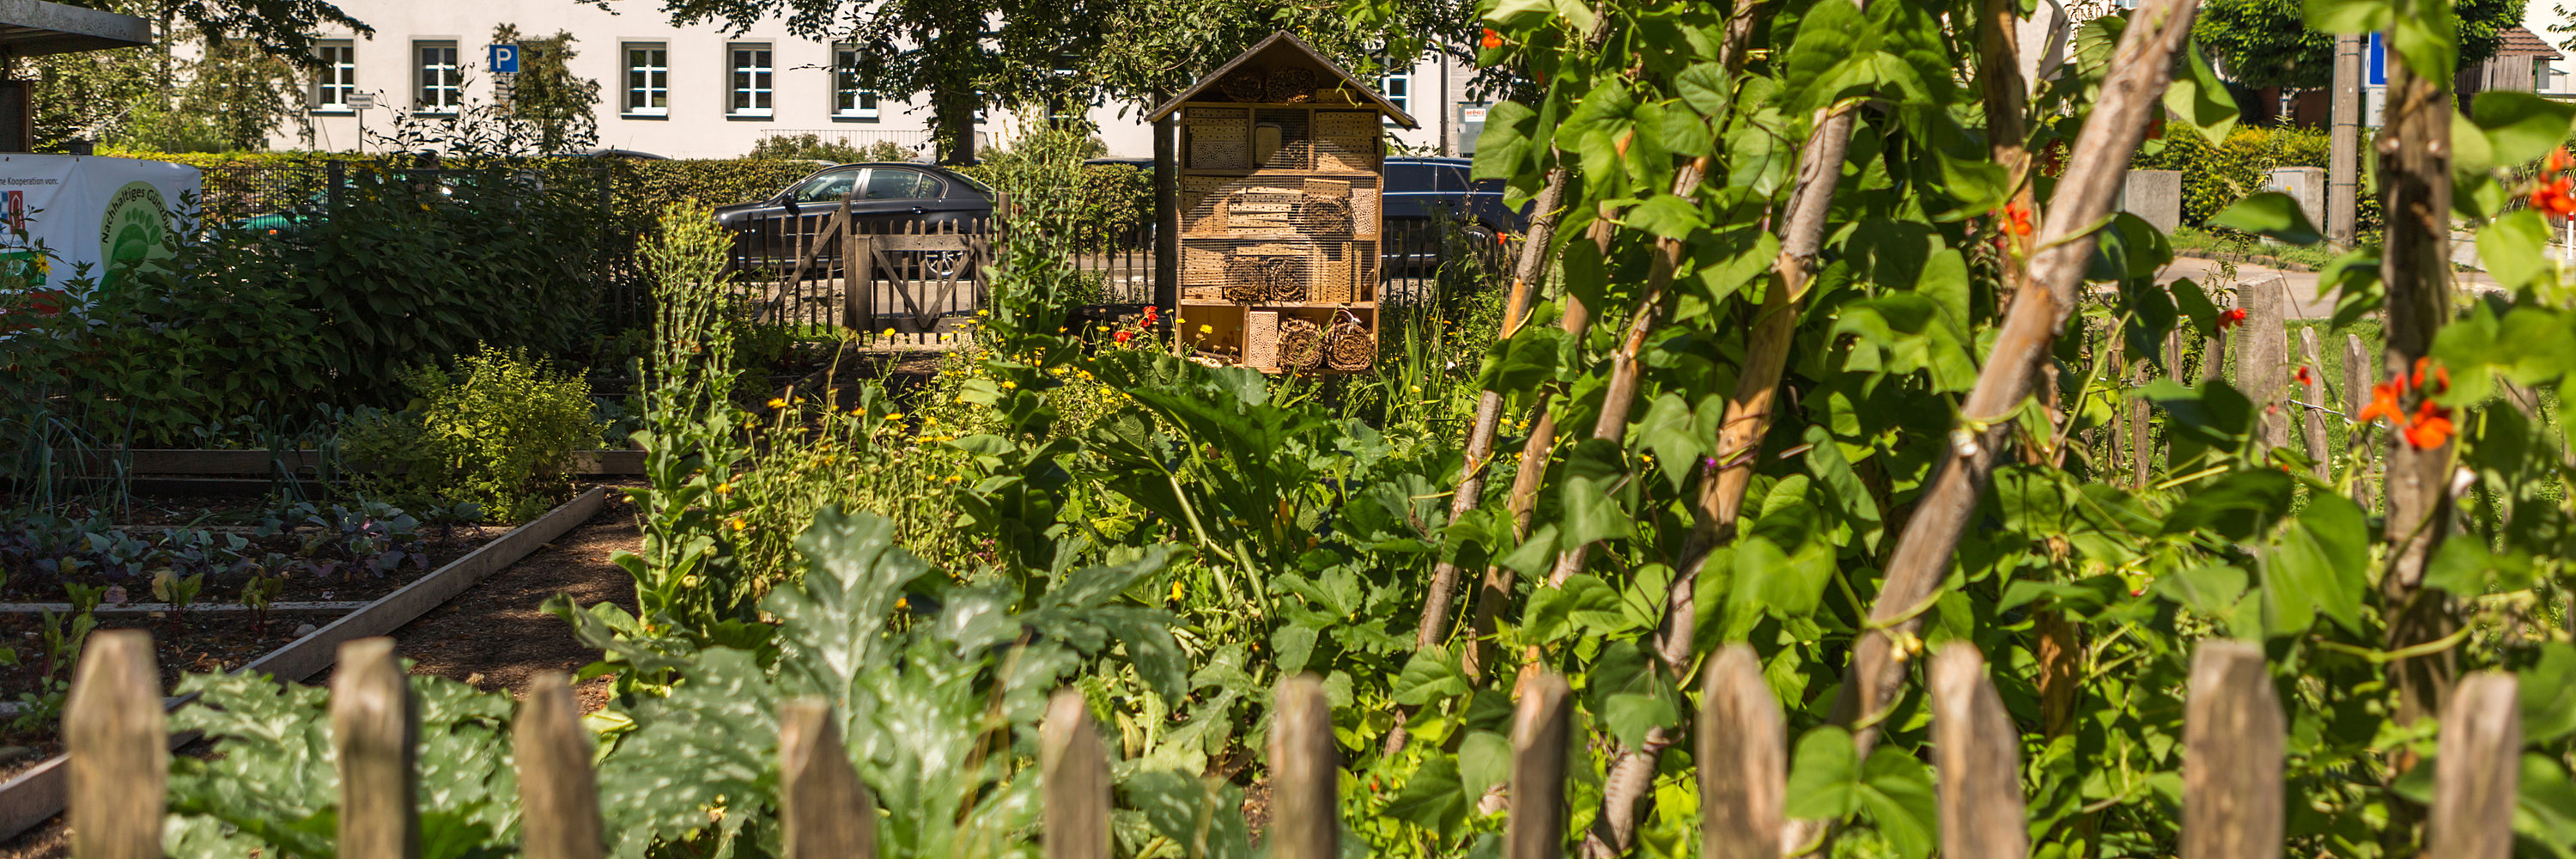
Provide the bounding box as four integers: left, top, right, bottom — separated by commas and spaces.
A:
2294, 365, 2312, 387
1480, 27, 1504, 48
2403, 400, 2455, 449
1142, 304, 1159, 323
2217, 308, 2248, 331
2001, 200, 2034, 238
2531, 177, 2576, 218
2550, 147, 2573, 176
1114, 330, 1133, 344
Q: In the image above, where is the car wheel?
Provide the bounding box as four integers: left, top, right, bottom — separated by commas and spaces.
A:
923, 249, 970, 280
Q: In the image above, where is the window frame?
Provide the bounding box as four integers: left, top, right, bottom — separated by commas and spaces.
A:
831, 44, 879, 121
413, 40, 461, 114
313, 40, 357, 113
623, 41, 670, 117
1379, 65, 1411, 126
728, 41, 775, 119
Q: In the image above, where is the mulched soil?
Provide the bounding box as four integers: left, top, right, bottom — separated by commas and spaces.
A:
0, 487, 643, 859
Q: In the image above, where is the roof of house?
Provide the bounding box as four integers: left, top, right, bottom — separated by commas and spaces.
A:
2496, 25, 2564, 59
0, 0, 149, 58
1144, 32, 1421, 129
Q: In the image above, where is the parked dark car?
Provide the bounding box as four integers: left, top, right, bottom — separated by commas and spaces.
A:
715, 162, 995, 276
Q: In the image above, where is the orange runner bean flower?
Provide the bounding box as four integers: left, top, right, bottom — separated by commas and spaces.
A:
2403, 400, 2455, 449
2357, 380, 2404, 426
2217, 308, 2248, 330
1480, 27, 1504, 48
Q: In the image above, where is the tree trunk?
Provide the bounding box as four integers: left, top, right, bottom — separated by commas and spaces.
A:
2374, 32, 2458, 857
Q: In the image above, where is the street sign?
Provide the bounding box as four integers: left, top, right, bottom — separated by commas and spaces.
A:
489, 44, 519, 74
2366, 32, 2385, 87
347, 93, 375, 109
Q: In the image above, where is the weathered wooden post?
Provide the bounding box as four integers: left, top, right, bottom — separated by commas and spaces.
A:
1042, 691, 1112, 859
65, 630, 164, 859
1508, 672, 1572, 859
2296, 326, 2334, 478
2427, 673, 2521, 859
2183, 642, 2283, 859
1270, 674, 1337, 859
333, 637, 420, 859
1698, 645, 1783, 859
2344, 332, 2375, 510
2237, 277, 2290, 452
515, 672, 604, 859
1929, 643, 2029, 859
778, 698, 876, 858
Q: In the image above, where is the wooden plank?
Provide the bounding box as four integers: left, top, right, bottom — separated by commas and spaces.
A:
333, 637, 420, 859
2182, 641, 2283, 859
47, 448, 646, 477
2295, 326, 2333, 478
1699, 644, 1782, 859
868, 234, 980, 252
516, 672, 604, 859
1508, 672, 1571, 859
0, 600, 373, 613
64, 630, 163, 859
1269, 673, 1336, 859
778, 698, 875, 858
1929, 643, 2029, 859
0, 484, 606, 842
236, 486, 605, 683
2427, 673, 2521, 859
1042, 690, 1111, 859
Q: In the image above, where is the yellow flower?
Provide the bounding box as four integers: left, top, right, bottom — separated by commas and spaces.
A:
1199, 325, 1214, 333
767, 397, 788, 409
1170, 580, 1185, 601
715, 482, 734, 494
896, 596, 909, 611
882, 328, 896, 336
1000, 381, 1017, 390
976, 309, 989, 317
886, 411, 906, 420
726, 517, 747, 531
944, 474, 963, 484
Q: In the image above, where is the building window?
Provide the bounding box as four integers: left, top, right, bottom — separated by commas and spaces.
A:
832, 44, 878, 119
729, 43, 773, 117
1380, 67, 1410, 122
624, 42, 668, 115
415, 40, 459, 113
314, 41, 355, 110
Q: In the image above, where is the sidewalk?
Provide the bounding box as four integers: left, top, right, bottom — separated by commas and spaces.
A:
2154, 256, 2502, 320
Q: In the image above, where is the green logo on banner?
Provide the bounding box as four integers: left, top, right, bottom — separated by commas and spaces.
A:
98, 180, 172, 292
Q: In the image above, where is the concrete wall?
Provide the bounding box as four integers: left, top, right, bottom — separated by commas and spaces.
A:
2119, 169, 2181, 234
270, 1, 1472, 160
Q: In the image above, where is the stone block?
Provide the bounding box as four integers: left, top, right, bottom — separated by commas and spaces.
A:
2119, 169, 2182, 233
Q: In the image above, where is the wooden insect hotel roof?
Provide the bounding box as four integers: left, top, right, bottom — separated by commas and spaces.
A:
1145, 32, 1419, 129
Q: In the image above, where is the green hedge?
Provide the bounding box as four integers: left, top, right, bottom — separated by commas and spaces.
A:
602, 158, 821, 229
2131, 125, 2384, 233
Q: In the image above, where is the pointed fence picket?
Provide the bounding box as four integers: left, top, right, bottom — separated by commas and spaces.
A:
62, 634, 2523, 858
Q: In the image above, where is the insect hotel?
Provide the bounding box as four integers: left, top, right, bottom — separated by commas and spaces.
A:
1145, 33, 1416, 373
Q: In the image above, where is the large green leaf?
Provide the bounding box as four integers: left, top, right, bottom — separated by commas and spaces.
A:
1784, 727, 1862, 819
2164, 40, 2240, 145
2208, 192, 2323, 246
2261, 494, 2368, 636
2470, 91, 2576, 168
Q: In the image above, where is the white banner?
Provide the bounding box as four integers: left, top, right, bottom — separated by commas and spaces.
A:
0, 154, 201, 296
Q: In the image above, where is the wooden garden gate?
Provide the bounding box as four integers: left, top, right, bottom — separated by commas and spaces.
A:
748, 198, 995, 337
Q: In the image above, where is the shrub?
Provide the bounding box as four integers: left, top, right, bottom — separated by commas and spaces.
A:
745, 133, 918, 163
342, 346, 605, 522
603, 158, 821, 230
2131, 125, 2384, 232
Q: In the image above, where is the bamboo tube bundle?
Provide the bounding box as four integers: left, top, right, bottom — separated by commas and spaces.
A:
1267, 67, 1319, 103
1224, 254, 1297, 303
1278, 316, 1326, 369
1325, 311, 1372, 371
1218, 70, 1265, 102
1296, 193, 1353, 235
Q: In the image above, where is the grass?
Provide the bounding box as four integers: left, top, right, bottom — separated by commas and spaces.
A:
2167, 226, 2349, 271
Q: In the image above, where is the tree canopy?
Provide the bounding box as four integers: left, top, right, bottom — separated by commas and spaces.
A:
2194, 0, 2526, 89
623, 0, 1475, 162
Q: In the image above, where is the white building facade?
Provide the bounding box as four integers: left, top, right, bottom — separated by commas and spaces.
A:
276, 2, 1486, 160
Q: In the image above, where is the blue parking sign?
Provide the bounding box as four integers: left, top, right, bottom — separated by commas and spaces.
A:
2366, 33, 2385, 87
489, 44, 519, 74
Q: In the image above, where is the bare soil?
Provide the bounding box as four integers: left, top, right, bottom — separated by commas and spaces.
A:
0, 488, 642, 858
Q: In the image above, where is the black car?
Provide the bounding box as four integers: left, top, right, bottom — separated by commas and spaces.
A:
715, 162, 995, 276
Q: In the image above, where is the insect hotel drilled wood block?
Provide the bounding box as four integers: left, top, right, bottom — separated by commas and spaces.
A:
1146, 31, 1413, 373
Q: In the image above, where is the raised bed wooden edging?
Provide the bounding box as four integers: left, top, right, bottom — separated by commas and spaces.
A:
0, 484, 610, 840
47, 449, 647, 477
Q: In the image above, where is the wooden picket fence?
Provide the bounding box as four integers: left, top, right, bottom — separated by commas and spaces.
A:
64, 631, 2521, 859
2095, 273, 2385, 503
